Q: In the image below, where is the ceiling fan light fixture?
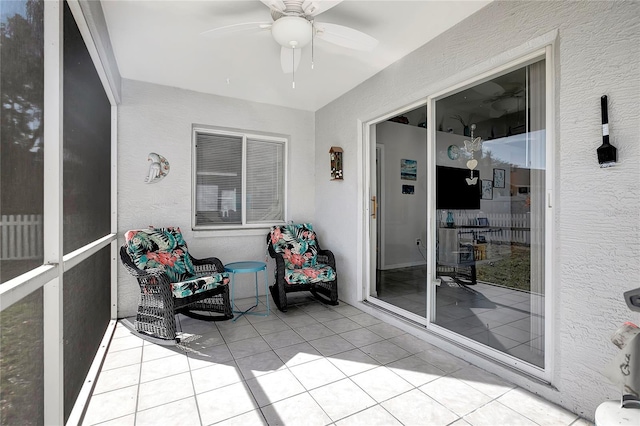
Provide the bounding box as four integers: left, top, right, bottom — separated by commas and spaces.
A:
271, 16, 312, 49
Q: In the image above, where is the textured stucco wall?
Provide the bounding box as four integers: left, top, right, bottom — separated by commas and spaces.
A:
118, 79, 315, 317
315, 0, 640, 420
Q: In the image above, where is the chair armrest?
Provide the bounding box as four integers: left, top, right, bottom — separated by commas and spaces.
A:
190, 254, 225, 275
317, 249, 336, 270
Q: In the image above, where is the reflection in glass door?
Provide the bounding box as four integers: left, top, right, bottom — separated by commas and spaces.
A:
433, 60, 546, 367
369, 105, 429, 319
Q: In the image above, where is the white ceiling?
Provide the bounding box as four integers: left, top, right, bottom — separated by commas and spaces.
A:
101, 0, 492, 111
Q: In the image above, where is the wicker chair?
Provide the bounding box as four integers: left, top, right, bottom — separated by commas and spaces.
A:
266, 223, 338, 312
120, 227, 233, 343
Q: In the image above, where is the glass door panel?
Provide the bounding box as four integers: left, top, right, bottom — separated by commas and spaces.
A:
434, 61, 546, 367
370, 105, 428, 318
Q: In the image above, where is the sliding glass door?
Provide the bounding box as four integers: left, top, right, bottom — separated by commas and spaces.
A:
432, 58, 547, 367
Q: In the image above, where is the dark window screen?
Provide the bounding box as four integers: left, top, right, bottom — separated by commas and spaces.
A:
63, 2, 111, 254
63, 246, 111, 422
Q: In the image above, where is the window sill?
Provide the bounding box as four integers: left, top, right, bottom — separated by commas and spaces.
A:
192, 225, 281, 238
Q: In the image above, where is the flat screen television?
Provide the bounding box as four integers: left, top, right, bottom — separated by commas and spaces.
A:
436, 166, 481, 210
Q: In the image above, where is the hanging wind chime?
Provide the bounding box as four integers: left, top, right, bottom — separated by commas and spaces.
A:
464, 124, 482, 185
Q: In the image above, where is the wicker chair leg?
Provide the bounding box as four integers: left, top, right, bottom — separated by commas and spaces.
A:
269, 284, 289, 312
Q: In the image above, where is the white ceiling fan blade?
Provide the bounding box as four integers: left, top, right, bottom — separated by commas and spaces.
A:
315, 22, 378, 51
259, 0, 286, 13
280, 47, 302, 74
200, 22, 271, 38
302, 0, 344, 17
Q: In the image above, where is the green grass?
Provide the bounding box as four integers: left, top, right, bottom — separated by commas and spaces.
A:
476, 244, 531, 291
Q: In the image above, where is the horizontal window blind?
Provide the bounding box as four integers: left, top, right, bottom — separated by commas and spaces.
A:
195, 132, 242, 226
246, 139, 284, 223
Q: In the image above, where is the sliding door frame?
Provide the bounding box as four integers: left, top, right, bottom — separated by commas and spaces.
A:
359, 39, 556, 382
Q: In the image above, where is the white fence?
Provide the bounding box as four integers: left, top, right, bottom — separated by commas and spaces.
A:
0, 214, 43, 260
441, 211, 531, 245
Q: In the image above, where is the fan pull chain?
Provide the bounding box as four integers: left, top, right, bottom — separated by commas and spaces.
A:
311, 20, 315, 70
292, 48, 295, 89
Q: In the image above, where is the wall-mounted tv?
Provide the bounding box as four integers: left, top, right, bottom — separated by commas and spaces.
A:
436, 166, 481, 210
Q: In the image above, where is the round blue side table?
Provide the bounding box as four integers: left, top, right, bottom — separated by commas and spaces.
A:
225, 261, 269, 321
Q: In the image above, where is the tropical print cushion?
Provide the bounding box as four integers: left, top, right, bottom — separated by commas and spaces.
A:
284, 264, 336, 285
172, 272, 230, 298
124, 227, 196, 282
269, 223, 318, 269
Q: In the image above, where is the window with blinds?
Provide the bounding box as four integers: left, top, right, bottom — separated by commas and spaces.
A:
194, 129, 286, 228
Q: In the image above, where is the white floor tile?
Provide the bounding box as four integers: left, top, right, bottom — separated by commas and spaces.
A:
216, 409, 267, 426
289, 358, 346, 390
234, 350, 286, 380
219, 324, 260, 343
178, 329, 226, 350
135, 396, 201, 426
294, 323, 336, 340
227, 336, 272, 359
329, 304, 364, 317
349, 313, 383, 327
101, 347, 142, 371
261, 329, 305, 350
261, 391, 332, 426
420, 375, 493, 416
82, 385, 138, 425
366, 323, 405, 339
92, 363, 140, 395
308, 334, 356, 357
251, 318, 291, 336
197, 382, 258, 425
326, 348, 380, 376
140, 353, 190, 383
137, 371, 194, 411
245, 369, 306, 407
274, 342, 324, 367
191, 359, 243, 394
309, 378, 377, 422
350, 366, 413, 403
360, 340, 410, 365
142, 342, 186, 362
463, 400, 537, 425
89, 414, 135, 426
415, 345, 469, 373
187, 342, 234, 370
382, 388, 459, 426
451, 365, 515, 399
339, 328, 384, 347
386, 354, 446, 387
108, 334, 144, 352
498, 387, 579, 426
388, 333, 436, 354
323, 317, 362, 334
335, 405, 402, 426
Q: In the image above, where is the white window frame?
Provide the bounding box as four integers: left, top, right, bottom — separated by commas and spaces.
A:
191, 126, 288, 231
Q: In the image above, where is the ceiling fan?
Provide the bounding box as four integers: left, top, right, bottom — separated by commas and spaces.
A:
201, 0, 378, 82
476, 82, 525, 118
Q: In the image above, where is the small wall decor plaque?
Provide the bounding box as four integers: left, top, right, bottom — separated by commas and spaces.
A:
401, 159, 417, 180
402, 185, 415, 195
144, 152, 170, 184
493, 168, 505, 188
330, 146, 343, 180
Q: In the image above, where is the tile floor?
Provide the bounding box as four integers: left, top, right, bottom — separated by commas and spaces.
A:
375, 265, 544, 367
83, 295, 588, 426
